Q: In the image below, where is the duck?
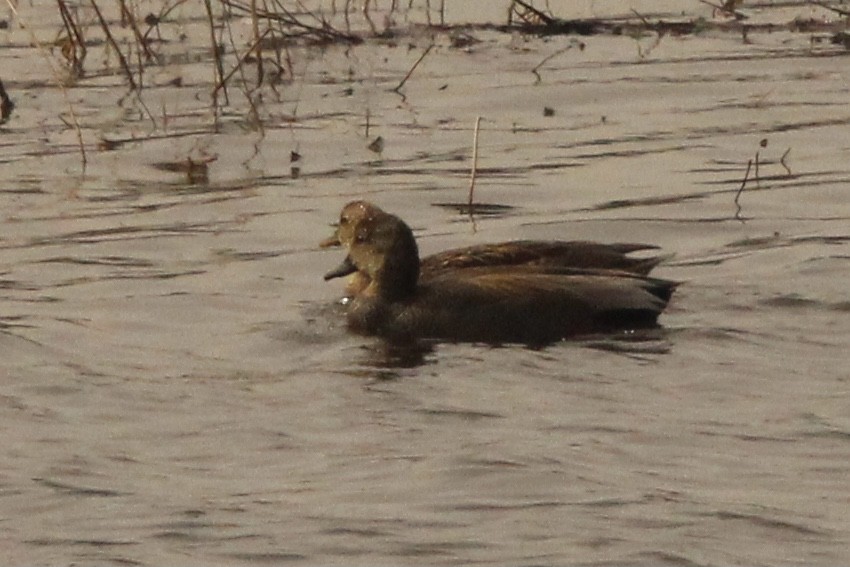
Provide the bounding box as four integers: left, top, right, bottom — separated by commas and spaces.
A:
321, 200, 667, 296
322, 203, 677, 345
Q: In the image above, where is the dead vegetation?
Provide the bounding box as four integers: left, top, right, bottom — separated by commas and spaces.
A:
734, 139, 794, 222
37, 1, 850, 95
15, 1, 850, 111
2, 0, 847, 174
507, 0, 850, 38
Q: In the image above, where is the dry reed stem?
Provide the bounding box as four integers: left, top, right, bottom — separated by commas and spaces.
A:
734, 158, 752, 221
5, 0, 87, 167
142, 0, 191, 44
118, 0, 154, 61
90, 0, 137, 89
509, 0, 555, 26
393, 43, 434, 96
250, 0, 264, 89
213, 28, 273, 97
57, 0, 86, 76
221, 12, 266, 134
203, 0, 227, 125
630, 8, 651, 26
365, 107, 371, 137
780, 148, 792, 175
467, 116, 482, 210
362, 0, 378, 35
695, 0, 748, 19
532, 42, 579, 84
222, 0, 361, 44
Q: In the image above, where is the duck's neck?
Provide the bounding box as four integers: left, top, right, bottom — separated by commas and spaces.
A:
374, 222, 420, 301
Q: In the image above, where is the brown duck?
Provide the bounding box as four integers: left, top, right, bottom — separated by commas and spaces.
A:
322, 202, 677, 345
321, 200, 667, 296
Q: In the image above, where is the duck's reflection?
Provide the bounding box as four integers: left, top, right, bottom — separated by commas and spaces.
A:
353, 339, 437, 378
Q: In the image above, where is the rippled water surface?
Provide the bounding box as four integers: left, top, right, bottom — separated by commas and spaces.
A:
2, 1, 849, 565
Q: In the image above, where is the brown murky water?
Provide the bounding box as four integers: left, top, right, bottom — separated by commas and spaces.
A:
2, 1, 849, 564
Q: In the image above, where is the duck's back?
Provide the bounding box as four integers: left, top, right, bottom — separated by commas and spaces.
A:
421, 240, 664, 278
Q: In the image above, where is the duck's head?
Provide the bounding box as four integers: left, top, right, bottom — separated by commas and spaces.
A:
326, 207, 420, 300
320, 200, 386, 249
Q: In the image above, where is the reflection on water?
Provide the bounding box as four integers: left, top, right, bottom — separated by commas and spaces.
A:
357, 340, 438, 373
2, 1, 850, 565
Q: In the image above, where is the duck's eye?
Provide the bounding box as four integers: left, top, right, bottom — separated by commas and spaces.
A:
355, 227, 369, 243
340, 214, 349, 225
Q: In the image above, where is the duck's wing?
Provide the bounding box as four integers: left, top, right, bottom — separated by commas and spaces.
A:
421, 240, 666, 276
450, 271, 676, 312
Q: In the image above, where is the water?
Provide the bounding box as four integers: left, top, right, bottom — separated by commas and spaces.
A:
2, 1, 849, 564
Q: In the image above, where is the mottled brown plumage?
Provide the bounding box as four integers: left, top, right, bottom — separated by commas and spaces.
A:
323, 203, 677, 345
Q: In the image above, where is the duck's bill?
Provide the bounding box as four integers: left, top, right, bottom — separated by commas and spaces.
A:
319, 230, 341, 248
324, 255, 357, 280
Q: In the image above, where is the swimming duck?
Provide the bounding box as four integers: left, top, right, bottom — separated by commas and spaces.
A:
323, 204, 677, 345
321, 200, 667, 296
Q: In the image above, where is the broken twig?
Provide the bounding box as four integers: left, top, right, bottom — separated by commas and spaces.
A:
531, 42, 581, 84
394, 43, 435, 94
734, 159, 752, 221
780, 148, 792, 176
